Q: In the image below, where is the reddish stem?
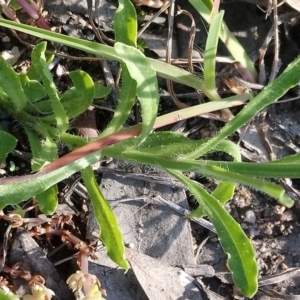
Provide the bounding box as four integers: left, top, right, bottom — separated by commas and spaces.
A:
16, 0, 51, 30
40, 125, 142, 174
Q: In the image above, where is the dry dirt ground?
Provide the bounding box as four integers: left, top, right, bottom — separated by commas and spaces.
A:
1, 0, 300, 299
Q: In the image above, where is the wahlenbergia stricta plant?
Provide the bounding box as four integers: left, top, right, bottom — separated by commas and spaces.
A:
1, 0, 300, 297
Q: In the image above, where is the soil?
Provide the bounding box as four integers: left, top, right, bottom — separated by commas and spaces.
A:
1, 0, 300, 299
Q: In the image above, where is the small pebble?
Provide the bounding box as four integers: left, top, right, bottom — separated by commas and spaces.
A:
1, 47, 20, 65
128, 243, 135, 249
241, 223, 248, 229
2, 36, 10, 42
264, 226, 273, 236
279, 224, 285, 233
249, 228, 260, 237
245, 210, 256, 224
280, 262, 288, 270
260, 243, 268, 253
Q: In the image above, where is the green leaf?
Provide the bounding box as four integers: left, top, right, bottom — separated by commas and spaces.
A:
210, 140, 241, 207
35, 70, 96, 123
0, 289, 18, 300
112, 134, 240, 219
204, 160, 300, 178
271, 152, 300, 164
212, 181, 235, 201
26, 61, 41, 80
213, 139, 241, 162
0, 150, 102, 209
81, 166, 129, 270
167, 170, 258, 297
31, 42, 69, 133
36, 185, 58, 215
0, 56, 27, 112
137, 131, 189, 150
0, 131, 17, 163
188, 181, 235, 219
0, 19, 210, 94
114, 42, 159, 145
114, 0, 137, 46
204, 11, 224, 94
7, 0, 21, 10
61, 70, 95, 119
100, 65, 137, 137
110, 133, 239, 161
185, 55, 300, 158
103, 150, 293, 207
188, 0, 257, 79
188, 139, 241, 218
199, 162, 294, 206
25, 128, 57, 171
24, 128, 58, 214
94, 84, 111, 98
26, 71, 95, 119
19, 74, 46, 103
102, 131, 189, 153
140, 137, 240, 159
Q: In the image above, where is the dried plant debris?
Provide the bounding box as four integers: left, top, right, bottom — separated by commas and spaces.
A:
9, 230, 73, 300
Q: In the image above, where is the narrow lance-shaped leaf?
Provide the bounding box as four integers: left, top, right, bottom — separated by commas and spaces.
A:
188, 0, 257, 79
185, 55, 300, 158
102, 149, 293, 207
100, 65, 137, 137
135, 133, 239, 160
167, 169, 258, 297
203, 10, 224, 95
188, 139, 242, 218
81, 166, 129, 270
114, 0, 137, 46
31, 42, 69, 133
1, 146, 299, 208
202, 159, 300, 178
114, 42, 159, 145
0, 150, 102, 209
0, 19, 214, 94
